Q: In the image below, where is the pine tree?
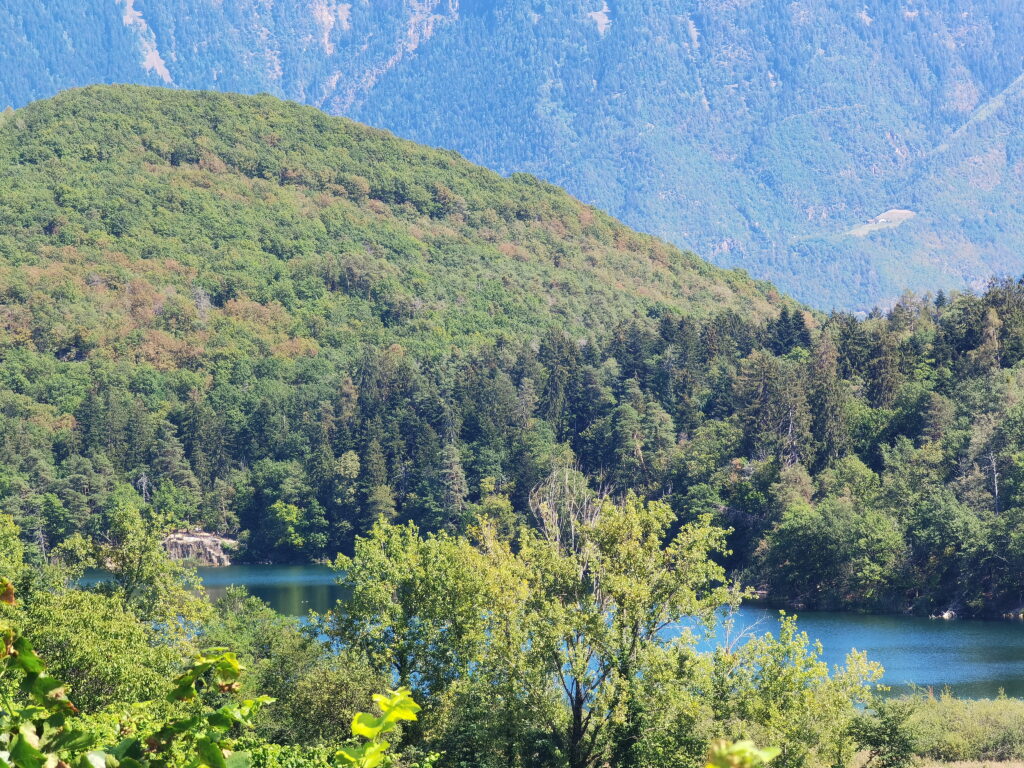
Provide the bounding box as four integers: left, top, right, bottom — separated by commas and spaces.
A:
832, 312, 872, 378
365, 485, 397, 523
151, 422, 202, 502
179, 391, 222, 490
737, 351, 812, 465
969, 306, 1003, 373
440, 442, 470, 521
361, 436, 389, 490
809, 333, 849, 467
538, 330, 581, 440
790, 309, 812, 350
515, 377, 538, 428
868, 332, 902, 408
611, 402, 644, 489
769, 306, 793, 354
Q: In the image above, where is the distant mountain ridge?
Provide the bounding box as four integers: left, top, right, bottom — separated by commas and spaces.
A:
3, 1, 1024, 309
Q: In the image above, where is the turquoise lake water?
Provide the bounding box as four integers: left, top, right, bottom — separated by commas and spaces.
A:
195, 564, 346, 616
187, 565, 1024, 698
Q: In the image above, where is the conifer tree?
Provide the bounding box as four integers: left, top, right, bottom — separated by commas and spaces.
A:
809, 333, 849, 467
151, 423, 202, 502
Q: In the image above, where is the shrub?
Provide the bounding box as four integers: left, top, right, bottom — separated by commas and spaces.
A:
848, 700, 916, 768
908, 693, 1024, 762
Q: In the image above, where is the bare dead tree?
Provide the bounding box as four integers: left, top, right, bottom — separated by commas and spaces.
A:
529, 464, 603, 554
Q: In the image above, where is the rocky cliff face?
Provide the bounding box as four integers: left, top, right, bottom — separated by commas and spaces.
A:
163, 531, 235, 567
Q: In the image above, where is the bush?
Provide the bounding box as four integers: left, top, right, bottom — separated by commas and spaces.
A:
908, 693, 1024, 762
24, 588, 183, 711
848, 700, 916, 768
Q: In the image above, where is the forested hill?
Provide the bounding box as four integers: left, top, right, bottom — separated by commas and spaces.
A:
0, 85, 778, 353
0, 85, 780, 553
5, 86, 1024, 618
6, 1, 1024, 309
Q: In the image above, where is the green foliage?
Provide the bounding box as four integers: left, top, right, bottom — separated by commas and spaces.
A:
334, 688, 420, 768
0, 581, 270, 768
6, 86, 1024, 618
328, 523, 488, 699
848, 700, 916, 768
908, 693, 1024, 762
22, 588, 182, 712
706, 739, 780, 768
0, 84, 781, 567
0, 614, 94, 768
201, 587, 385, 747
0, 519, 23, 585
0, 499, 893, 768
147, 650, 274, 768
55, 492, 209, 629
706, 615, 882, 768
326, 505, 879, 768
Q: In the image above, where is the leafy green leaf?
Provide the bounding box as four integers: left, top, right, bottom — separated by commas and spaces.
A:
195, 736, 228, 768
8, 734, 45, 768
224, 752, 252, 768
350, 713, 382, 740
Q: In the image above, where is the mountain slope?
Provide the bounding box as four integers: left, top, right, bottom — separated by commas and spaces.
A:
351, 0, 1024, 309
0, 85, 779, 369
0, 85, 787, 563
8, 88, 1024, 620
4, 1, 1024, 309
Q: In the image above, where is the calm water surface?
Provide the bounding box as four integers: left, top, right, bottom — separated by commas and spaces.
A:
196, 564, 346, 616
189, 565, 1024, 698
700, 607, 1024, 699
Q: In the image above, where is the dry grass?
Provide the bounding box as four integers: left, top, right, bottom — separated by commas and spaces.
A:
847, 208, 917, 236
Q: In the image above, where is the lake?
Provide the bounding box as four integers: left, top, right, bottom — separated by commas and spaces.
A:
191, 565, 1024, 699
706, 607, 1024, 699
196, 564, 347, 616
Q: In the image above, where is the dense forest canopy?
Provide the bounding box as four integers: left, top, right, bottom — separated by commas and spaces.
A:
2, 87, 1024, 618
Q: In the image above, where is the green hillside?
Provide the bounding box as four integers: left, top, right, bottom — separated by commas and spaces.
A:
0, 84, 782, 560
8, 87, 1024, 622
6, 1, 1024, 309
0, 84, 778, 367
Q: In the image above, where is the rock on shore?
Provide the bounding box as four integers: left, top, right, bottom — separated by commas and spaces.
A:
162, 530, 236, 566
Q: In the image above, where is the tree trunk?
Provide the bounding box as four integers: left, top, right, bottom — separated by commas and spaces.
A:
568, 686, 588, 768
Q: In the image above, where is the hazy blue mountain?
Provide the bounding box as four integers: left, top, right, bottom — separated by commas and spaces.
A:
3, 0, 1024, 309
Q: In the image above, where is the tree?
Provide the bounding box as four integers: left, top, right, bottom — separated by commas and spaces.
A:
708, 616, 881, 768
758, 494, 905, 610
265, 500, 309, 560
151, 421, 202, 507
538, 329, 582, 440
0, 584, 273, 768
439, 442, 469, 524
330, 483, 738, 768
54, 486, 209, 629
24, 588, 183, 711
969, 307, 1003, 373
326, 522, 490, 702
736, 351, 812, 466
202, 586, 386, 747
868, 332, 902, 408
519, 493, 734, 768
849, 700, 917, 768
808, 333, 849, 467
0, 514, 24, 584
